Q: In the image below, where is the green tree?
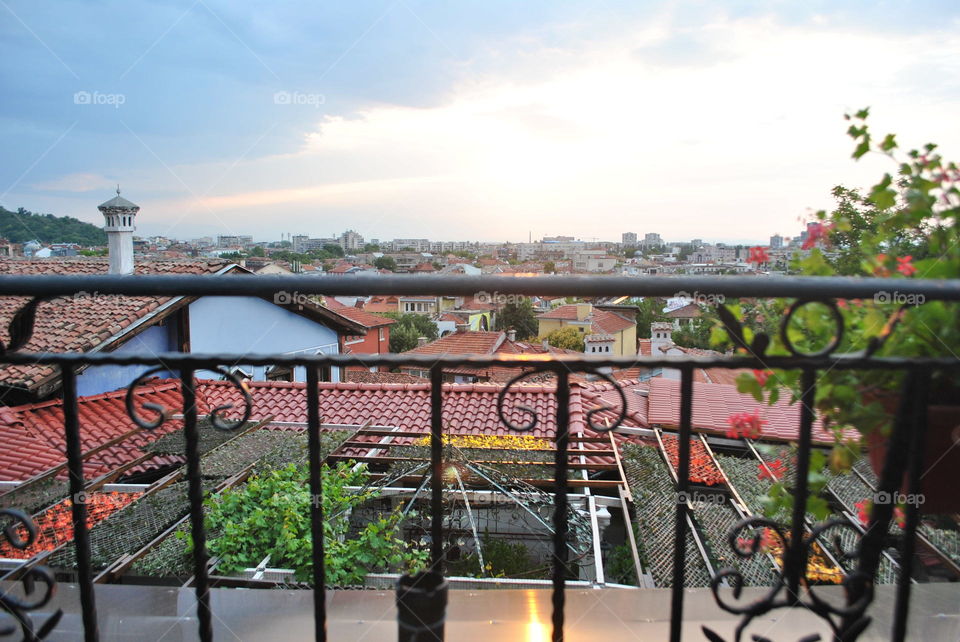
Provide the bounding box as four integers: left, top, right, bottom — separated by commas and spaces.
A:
382, 312, 439, 352
541, 326, 585, 352
363, 243, 380, 252
373, 256, 397, 271
495, 299, 539, 340
634, 298, 666, 339
0, 206, 107, 245
249, 246, 265, 257
543, 260, 556, 273
672, 319, 713, 350
322, 243, 345, 257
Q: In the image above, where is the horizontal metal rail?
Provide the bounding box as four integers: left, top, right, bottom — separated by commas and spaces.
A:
0, 273, 958, 300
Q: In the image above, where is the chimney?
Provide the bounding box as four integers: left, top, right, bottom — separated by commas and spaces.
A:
455, 323, 470, 334
650, 321, 673, 352
575, 303, 591, 321
506, 328, 516, 342
417, 336, 428, 347
98, 186, 139, 275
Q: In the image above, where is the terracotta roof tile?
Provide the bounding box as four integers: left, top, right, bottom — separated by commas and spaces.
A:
538, 304, 635, 334
0, 259, 231, 390
646, 377, 838, 444
0, 381, 191, 481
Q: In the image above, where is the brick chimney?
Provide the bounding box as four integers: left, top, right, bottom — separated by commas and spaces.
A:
455, 323, 470, 334
417, 336, 428, 347
506, 328, 516, 342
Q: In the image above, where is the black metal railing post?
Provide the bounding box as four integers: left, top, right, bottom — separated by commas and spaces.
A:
552, 369, 571, 642
669, 366, 694, 642
62, 365, 99, 642
786, 368, 817, 600
306, 365, 327, 641
395, 365, 448, 642
892, 370, 929, 641
180, 368, 213, 642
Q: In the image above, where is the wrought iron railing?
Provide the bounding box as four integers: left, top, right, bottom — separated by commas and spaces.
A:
0, 274, 958, 642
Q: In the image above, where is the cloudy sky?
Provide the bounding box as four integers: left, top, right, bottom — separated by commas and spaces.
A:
2, 1, 959, 244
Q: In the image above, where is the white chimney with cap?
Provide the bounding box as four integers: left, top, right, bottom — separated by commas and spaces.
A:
98, 187, 139, 275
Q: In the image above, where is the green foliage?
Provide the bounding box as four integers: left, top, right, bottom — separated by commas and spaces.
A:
363, 243, 380, 252
543, 260, 556, 273
373, 255, 397, 271
448, 534, 546, 579
726, 111, 960, 519
0, 206, 107, 245
672, 318, 712, 350
541, 326, 585, 351
607, 539, 638, 585
202, 462, 427, 585
495, 298, 539, 340
382, 312, 439, 352
634, 298, 666, 339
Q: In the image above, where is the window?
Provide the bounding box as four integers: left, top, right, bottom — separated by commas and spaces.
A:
266, 365, 293, 382
379, 327, 385, 341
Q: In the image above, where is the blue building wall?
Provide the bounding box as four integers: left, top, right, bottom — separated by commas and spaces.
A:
188, 296, 341, 383
76, 322, 177, 397
74, 296, 342, 397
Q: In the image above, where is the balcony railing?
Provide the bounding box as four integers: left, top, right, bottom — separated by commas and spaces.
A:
0, 273, 958, 642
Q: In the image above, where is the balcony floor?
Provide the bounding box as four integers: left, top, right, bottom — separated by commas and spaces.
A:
7, 582, 959, 640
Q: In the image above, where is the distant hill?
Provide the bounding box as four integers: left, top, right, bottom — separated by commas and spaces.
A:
0, 206, 106, 246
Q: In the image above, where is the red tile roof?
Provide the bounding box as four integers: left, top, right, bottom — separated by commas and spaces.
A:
646, 377, 837, 444
0, 259, 232, 391
343, 370, 426, 384
0, 259, 365, 393
0, 380, 190, 481
664, 303, 702, 319
323, 298, 395, 328
403, 331, 506, 356
538, 304, 635, 334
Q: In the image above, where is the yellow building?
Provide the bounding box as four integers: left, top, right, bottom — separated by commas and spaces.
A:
536, 303, 637, 356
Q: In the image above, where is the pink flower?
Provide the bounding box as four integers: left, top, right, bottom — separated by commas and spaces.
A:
802, 223, 832, 250
726, 409, 767, 440
753, 369, 771, 386
896, 255, 916, 277
748, 246, 770, 265
855, 499, 871, 526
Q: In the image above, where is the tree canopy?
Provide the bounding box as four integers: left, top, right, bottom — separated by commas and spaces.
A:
0, 206, 107, 245
381, 312, 439, 352
494, 299, 538, 340
541, 326, 585, 352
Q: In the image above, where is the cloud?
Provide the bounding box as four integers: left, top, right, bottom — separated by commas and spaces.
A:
31, 172, 112, 192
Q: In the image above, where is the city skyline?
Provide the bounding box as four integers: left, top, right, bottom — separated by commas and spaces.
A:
3, 1, 959, 243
